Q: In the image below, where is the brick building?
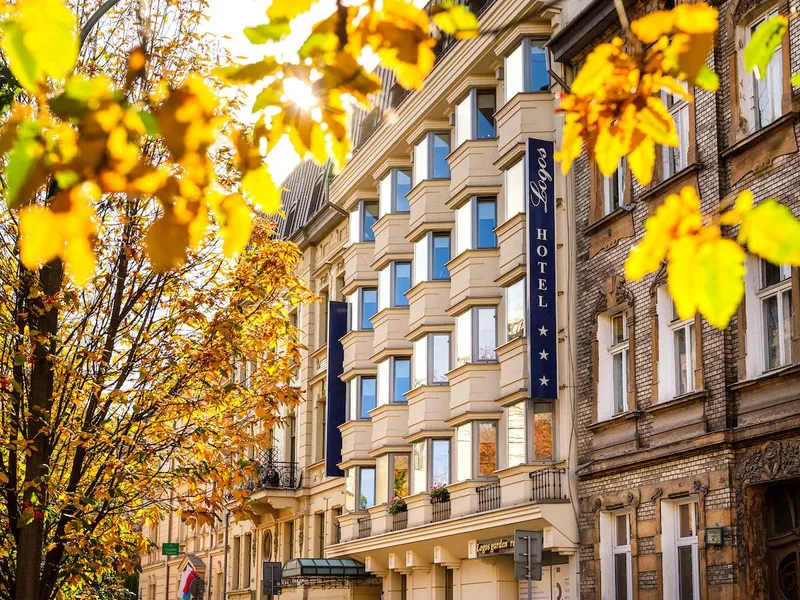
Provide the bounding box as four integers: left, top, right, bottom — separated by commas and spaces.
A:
551, 0, 800, 598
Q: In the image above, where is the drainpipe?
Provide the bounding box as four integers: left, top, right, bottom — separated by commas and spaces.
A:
222, 510, 230, 599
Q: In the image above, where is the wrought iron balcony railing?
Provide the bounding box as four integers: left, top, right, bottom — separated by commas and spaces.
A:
476, 480, 501, 512
224, 447, 301, 501
431, 496, 451, 523
357, 516, 372, 539
391, 511, 408, 532
530, 468, 568, 502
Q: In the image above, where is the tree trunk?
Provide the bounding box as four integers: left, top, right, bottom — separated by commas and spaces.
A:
14, 258, 63, 600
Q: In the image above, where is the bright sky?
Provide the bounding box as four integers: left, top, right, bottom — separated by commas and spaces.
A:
204, 0, 335, 185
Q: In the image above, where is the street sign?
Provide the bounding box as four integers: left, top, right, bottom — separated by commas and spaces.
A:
161, 542, 179, 556
262, 561, 283, 596
514, 529, 543, 600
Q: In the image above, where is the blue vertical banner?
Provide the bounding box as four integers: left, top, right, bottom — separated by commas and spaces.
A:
526, 138, 558, 400
325, 300, 348, 477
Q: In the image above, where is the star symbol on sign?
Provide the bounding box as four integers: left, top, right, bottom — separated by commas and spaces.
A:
538, 326, 548, 336
539, 376, 549, 386
539, 349, 549, 360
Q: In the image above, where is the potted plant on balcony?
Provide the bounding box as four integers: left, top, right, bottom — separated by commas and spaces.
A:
429, 484, 450, 503
387, 496, 407, 515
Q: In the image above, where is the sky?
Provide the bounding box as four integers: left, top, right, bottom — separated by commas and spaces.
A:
204, 0, 334, 185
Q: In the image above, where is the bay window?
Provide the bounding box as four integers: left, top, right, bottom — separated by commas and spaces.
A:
504, 38, 550, 103
603, 159, 627, 215
456, 421, 498, 481
456, 306, 497, 366
455, 197, 497, 255
348, 376, 376, 420
506, 278, 526, 341
390, 454, 410, 498
349, 200, 379, 243
380, 262, 411, 309
414, 233, 451, 283
413, 131, 451, 184
411, 439, 451, 491
431, 439, 450, 487
348, 287, 378, 331
358, 467, 376, 510
412, 333, 451, 386
454, 89, 496, 147
504, 159, 525, 219
376, 356, 411, 405
506, 400, 554, 466
661, 500, 699, 600
379, 168, 412, 216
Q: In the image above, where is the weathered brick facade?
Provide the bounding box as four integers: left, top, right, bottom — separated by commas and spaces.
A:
553, 0, 800, 597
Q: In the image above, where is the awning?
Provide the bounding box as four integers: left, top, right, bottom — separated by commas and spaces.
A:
281, 558, 381, 589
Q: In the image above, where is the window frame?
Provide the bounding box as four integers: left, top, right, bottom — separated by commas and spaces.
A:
476, 197, 498, 249
429, 438, 451, 489
668, 305, 696, 398
611, 512, 633, 600
746, 9, 783, 132
414, 131, 451, 183
391, 168, 412, 213
474, 420, 499, 478
504, 37, 551, 104
389, 452, 411, 499
506, 277, 527, 342
431, 232, 452, 281
357, 466, 377, 511
349, 375, 377, 421
662, 499, 700, 600
391, 356, 411, 404
358, 287, 378, 331
757, 260, 793, 371
603, 159, 627, 216
609, 312, 629, 417
660, 86, 690, 180
391, 261, 412, 308
413, 333, 452, 387
360, 200, 379, 242
455, 88, 497, 145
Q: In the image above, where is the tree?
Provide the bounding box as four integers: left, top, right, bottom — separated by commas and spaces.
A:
0, 2, 312, 599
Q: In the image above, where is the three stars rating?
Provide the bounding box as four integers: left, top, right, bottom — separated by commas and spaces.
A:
537, 326, 549, 387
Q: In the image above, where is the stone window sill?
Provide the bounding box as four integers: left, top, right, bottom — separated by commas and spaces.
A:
582, 204, 634, 237
721, 111, 798, 159
639, 162, 701, 203
730, 363, 800, 392
587, 409, 641, 433
647, 389, 708, 414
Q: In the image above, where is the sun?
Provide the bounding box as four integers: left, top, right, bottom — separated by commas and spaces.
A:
283, 77, 318, 110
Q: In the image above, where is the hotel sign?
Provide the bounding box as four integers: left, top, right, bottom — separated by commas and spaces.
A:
476, 536, 515, 556
526, 138, 558, 400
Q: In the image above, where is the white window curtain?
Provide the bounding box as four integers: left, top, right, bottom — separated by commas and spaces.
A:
413, 336, 428, 387
378, 266, 391, 311
379, 172, 392, 217
455, 201, 472, 256
455, 94, 473, 147
414, 236, 429, 285
456, 424, 472, 481
505, 159, 525, 219
349, 209, 360, 244
456, 310, 472, 366
504, 43, 524, 104
413, 136, 429, 186
377, 359, 390, 407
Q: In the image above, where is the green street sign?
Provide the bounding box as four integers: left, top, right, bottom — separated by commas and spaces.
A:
161, 542, 180, 556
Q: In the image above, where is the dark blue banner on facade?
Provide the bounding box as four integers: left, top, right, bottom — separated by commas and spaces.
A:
325, 300, 348, 477
526, 138, 558, 400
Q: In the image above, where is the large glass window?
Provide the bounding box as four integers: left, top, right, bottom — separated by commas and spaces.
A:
391, 454, 410, 498
414, 132, 451, 184
350, 376, 376, 420
379, 169, 412, 215
431, 439, 450, 487
612, 513, 632, 600
360, 288, 377, 330
412, 441, 426, 494
505, 159, 525, 219
476, 307, 497, 361
504, 38, 550, 103
351, 201, 379, 244
610, 313, 629, 416
662, 501, 699, 599
414, 333, 451, 386
393, 262, 412, 307
359, 467, 376, 510
506, 278, 526, 341
670, 302, 696, 397
759, 260, 792, 371
455, 89, 496, 146
393, 357, 411, 403
477, 422, 497, 477
477, 198, 497, 248
432, 233, 451, 280
748, 11, 783, 131
476, 90, 496, 139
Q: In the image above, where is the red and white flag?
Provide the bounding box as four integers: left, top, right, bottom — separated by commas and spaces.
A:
176, 565, 198, 600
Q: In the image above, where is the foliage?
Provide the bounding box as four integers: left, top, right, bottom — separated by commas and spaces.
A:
559, 2, 800, 329
387, 496, 407, 515
429, 485, 450, 501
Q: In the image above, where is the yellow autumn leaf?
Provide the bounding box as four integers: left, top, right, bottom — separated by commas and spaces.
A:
555, 119, 584, 175
637, 96, 679, 147
594, 125, 624, 177
627, 136, 655, 186
145, 212, 190, 271
266, 0, 316, 22
241, 164, 280, 214
218, 194, 253, 257
19, 205, 62, 269
570, 42, 618, 98
668, 233, 745, 329
738, 198, 800, 265
431, 1, 480, 40
719, 189, 753, 226
631, 11, 675, 44
672, 3, 719, 35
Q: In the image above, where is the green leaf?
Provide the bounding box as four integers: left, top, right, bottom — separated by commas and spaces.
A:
137, 109, 159, 137
738, 198, 800, 265
791, 72, 800, 87
298, 32, 339, 59
214, 58, 279, 84
5, 120, 44, 208
252, 85, 284, 112
243, 21, 292, 44
744, 15, 787, 79
694, 65, 719, 92
0, 0, 79, 92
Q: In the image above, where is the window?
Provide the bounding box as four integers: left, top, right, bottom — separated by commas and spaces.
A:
412, 441, 427, 494
601, 512, 632, 600
316, 400, 327, 461
506, 278, 526, 341
457, 421, 498, 480
349, 287, 377, 331
760, 261, 792, 371
393, 357, 411, 403
507, 401, 554, 466
662, 501, 699, 600
415, 233, 451, 283
455, 89, 497, 146
401, 574, 408, 600
598, 311, 630, 421
413, 131, 451, 184
315, 512, 325, 556
456, 197, 497, 254
349, 200, 379, 243
391, 454, 410, 498
444, 567, 454, 600
345, 469, 356, 511
413, 333, 451, 386
288, 414, 297, 465
456, 424, 471, 481
603, 159, 626, 215
661, 85, 689, 179
232, 536, 241, 588
359, 467, 376, 510
456, 307, 497, 365
380, 168, 412, 215
610, 313, 628, 415
393, 262, 411, 307
504, 38, 550, 103
243, 532, 252, 586
505, 159, 525, 219
319, 291, 329, 345
747, 11, 783, 132
348, 376, 376, 420
431, 439, 450, 487
657, 287, 697, 400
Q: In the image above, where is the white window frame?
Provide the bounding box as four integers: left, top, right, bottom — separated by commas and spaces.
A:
661, 85, 690, 179
743, 9, 783, 133
661, 499, 700, 600
350, 200, 379, 244
603, 159, 626, 215
504, 159, 525, 219
357, 466, 377, 511
391, 356, 411, 404
350, 287, 377, 331
348, 375, 377, 421
504, 38, 550, 104
657, 287, 696, 401
379, 169, 412, 216
454, 89, 496, 147
506, 278, 527, 342
456, 306, 498, 366
600, 511, 633, 600
413, 131, 451, 184
757, 260, 793, 371
413, 333, 451, 387
597, 311, 629, 421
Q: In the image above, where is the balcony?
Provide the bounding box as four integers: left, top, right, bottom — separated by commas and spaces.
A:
407, 281, 453, 338
371, 308, 411, 359
448, 139, 501, 204
391, 511, 408, 532
431, 495, 451, 523
447, 361, 501, 418
477, 480, 501, 512
358, 516, 372, 539
447, 249, 501, 308
495, 212, 526, 281
530, 468, 567, 502
372, 213, 412, 269
343, 242, 376, 292
227, 448, 300, 498
405, 384, 450, 438
495, 92, 555, 163
407, 179, 452, 239
497, 337, 528, 400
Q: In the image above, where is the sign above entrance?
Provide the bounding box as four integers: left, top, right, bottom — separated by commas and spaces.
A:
161, 542, 179, 556
476, 536, 515, 556
526, 138, 558, 400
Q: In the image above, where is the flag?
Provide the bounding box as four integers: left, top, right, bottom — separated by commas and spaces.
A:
176, 565, 198, 600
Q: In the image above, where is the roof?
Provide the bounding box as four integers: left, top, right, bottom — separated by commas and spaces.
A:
282, 558, 368, 578
548, 0, 637, 63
